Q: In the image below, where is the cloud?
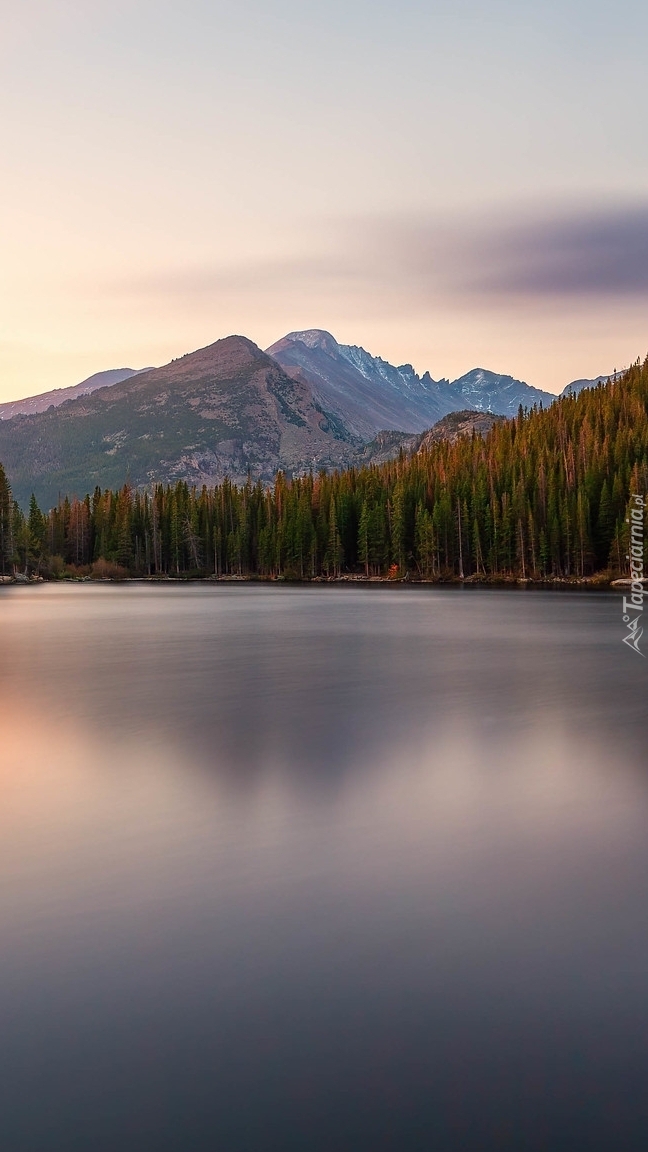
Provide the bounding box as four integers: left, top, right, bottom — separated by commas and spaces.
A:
472, 205, 648, 296
357, 203, 648, 302
95, 201, 648, 326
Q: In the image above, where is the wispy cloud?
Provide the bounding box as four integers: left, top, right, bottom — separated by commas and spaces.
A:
463, 205, 648, 297
102, 201, 648, 317
354, 203, 648, 302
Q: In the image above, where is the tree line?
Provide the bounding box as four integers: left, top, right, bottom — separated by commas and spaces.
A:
1, 357, 647, 581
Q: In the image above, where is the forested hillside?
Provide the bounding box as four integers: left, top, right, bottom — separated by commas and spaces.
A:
1, 357, 647, 582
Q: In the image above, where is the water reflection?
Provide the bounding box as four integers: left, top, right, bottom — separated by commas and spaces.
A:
0, 586, 646, 1150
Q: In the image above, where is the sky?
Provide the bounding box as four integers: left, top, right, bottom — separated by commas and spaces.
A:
1, 0, 647, 400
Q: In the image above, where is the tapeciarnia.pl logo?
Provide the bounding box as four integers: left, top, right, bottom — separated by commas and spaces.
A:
622, 493, 645, 656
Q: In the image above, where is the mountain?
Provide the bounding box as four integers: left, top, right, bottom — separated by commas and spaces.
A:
561, 373, 619, 397
448, 369, 553, 413
0, 332, 611, 436
0, 337, 360, 508
266, 329, 451, 439
0, 368, 147, 421
267, 330, 557, 434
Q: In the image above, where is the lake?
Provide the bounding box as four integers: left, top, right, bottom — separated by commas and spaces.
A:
0, 584, 646, 1150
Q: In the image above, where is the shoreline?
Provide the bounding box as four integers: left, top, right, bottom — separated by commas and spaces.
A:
1, 572, 633, 590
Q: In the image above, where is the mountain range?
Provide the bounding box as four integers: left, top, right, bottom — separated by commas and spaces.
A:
0, 367, 146, 421
0, 329, 615, 508
267, 330, 560, 437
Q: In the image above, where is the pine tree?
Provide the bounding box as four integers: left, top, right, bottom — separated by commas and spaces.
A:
0, 464, 13, 574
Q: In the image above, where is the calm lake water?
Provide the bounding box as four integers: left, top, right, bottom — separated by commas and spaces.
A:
0, 584, 646, 1150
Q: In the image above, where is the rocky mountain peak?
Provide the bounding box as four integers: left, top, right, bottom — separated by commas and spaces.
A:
152, 335, 269, 382
269, 330, 340, 357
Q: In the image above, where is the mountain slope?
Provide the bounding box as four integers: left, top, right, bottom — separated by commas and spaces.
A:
0, 368, 146, 421
450, 369, 553, 413
266, 330, 452, 438
0, 337, 360, 508
561, 373, 619, 397
357, 411, 506, 466
267, 330, 557, 433
415, 410, 505, 451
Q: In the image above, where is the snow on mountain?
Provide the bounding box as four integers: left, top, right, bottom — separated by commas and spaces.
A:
267, 330, 556, 435
450, 368, 555, 413
266, 330, 451, 439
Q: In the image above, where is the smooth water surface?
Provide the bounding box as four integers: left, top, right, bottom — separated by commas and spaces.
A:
0, 585, 646, 1150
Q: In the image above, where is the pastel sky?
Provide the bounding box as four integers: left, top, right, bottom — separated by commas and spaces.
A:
1, 0, 647, 400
